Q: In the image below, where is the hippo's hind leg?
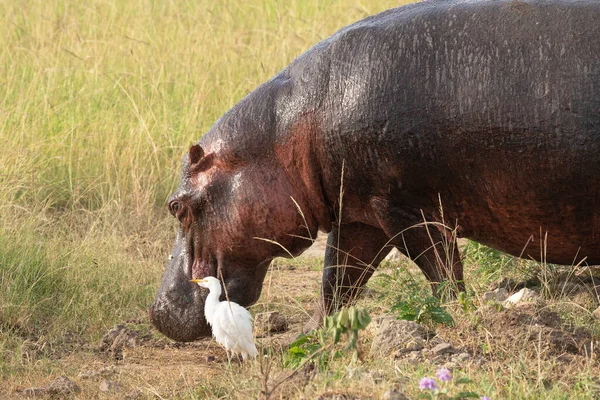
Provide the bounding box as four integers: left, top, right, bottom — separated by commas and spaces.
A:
371, 198, 465, 296
308, 222, 392, 328
395, 223, 465, 296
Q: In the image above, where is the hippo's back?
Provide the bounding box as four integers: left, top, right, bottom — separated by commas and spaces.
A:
279, 0, 600, 264
309, 0, 600, 134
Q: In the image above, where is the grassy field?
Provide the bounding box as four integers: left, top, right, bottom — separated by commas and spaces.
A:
1, 0, 599, 398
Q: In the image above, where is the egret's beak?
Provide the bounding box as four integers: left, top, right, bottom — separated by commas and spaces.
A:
190, 279, 207, 283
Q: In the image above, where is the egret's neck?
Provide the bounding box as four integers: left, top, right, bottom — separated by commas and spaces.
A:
203, 286, 222, 326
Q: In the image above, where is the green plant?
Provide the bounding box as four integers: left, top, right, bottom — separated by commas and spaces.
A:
285, 306, 371, 369
392, 295, 454, 327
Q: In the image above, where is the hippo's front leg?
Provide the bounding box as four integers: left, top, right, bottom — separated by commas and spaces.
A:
308, 222, 392, 328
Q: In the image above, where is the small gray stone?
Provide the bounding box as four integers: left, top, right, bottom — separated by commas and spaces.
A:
99, 324, 125, 351
109, 330, 130, 352
382, 388, 410, 400
46, 376, 81, 395
503, 288, 540, 307
431, 342, 453, 355
99, 380, 121, 393
371, 319, 427, 357
99, 324, 141, 352
255, 311, 287, 336
592, 306, 600, 320
365, 314, 397, 336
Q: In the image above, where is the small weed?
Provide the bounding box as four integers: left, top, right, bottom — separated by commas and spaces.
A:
392, 295, 454, 326
389, 279, 455, 327
285, 306, 371, 369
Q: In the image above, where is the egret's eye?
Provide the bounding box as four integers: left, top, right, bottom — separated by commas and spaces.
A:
168, 200, 181, 217
168, 255, 174, 261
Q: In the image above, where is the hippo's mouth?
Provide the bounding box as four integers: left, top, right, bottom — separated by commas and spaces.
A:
189, 236, 216, 280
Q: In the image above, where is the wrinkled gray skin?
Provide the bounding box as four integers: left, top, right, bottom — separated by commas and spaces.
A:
151, 0, 600, 342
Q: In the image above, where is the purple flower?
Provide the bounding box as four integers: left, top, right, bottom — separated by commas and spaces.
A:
480, 397, 491, 400
435, 368, 452, 382
418, 377, 439, 390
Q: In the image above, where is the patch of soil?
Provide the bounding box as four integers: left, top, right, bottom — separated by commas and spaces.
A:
441, 303, 599, 363
485, 304, 595, 356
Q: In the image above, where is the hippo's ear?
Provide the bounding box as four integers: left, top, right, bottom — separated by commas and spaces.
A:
188, 144, 214, 173
189, 144, 205, 166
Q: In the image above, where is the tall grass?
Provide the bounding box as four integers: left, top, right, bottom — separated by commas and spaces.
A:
0, 0, 411, 351
0, 0, 408, 214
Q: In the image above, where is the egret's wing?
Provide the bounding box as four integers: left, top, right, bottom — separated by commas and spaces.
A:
213, 302, 257, 359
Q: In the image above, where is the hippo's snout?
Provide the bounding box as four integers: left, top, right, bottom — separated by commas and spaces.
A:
150, 293, 211, 342
150, 232, 212, 342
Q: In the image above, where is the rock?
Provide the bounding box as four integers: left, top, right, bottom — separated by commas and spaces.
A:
370, 319, 427, 357
382, 387, 410, 400
483, 288, 509, 302
21, 387, 47, 397
255, 311, 287, 336
503, 288, 540, 307
592, 306, 600, 320
431, 342, 454, 355
365, 314, 397, 336
46, 376, 81, 395
99, 380, 121, 392
404, 350, 424, 366
99, 324, 142, 358
21, 376, 80, 397
99, 324, 125, 351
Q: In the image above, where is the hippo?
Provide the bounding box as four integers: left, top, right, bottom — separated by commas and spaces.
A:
150, 0, 600, 342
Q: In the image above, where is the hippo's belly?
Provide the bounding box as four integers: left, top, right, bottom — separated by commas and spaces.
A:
425, 140, 600, 265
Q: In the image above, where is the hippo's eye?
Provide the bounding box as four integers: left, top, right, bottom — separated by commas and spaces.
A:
168, 200, 181, 217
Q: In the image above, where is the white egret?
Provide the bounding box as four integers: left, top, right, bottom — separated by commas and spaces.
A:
190, 277, 258, 361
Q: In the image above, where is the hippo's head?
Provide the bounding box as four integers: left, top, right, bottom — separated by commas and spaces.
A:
150, 135, 319, 341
